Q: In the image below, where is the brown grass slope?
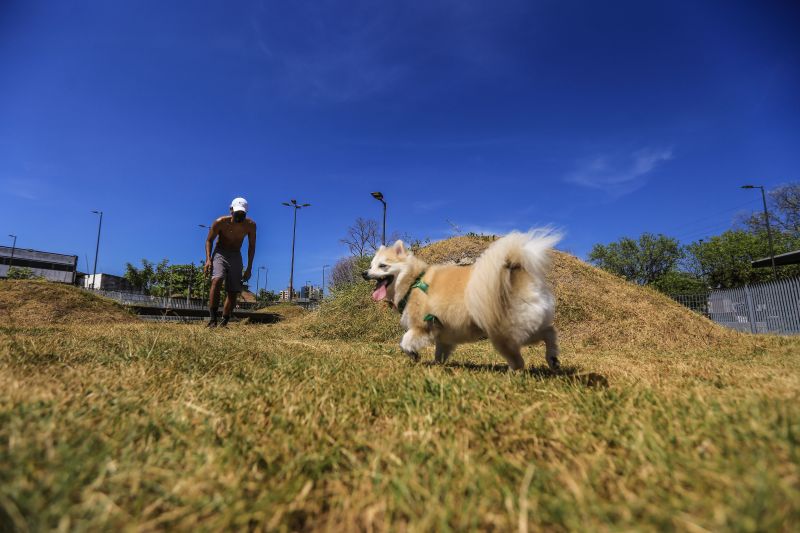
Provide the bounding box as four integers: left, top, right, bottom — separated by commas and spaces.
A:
0, 280, 136, 326
303, 235, 738, 349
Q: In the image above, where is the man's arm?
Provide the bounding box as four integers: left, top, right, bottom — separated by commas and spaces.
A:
204, 220, 220, 275
243, 222, 256, 281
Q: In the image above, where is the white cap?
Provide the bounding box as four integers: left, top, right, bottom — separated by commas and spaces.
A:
230, 197, 248, 213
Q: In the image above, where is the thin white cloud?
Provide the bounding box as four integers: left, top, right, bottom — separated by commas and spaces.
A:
565, 147, 673, 196
413, 199, 450, 212
1, 178, 43, 200
250, 8, 407, 103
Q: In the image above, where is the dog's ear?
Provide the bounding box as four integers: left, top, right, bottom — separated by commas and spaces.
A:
392, 240, 407, 257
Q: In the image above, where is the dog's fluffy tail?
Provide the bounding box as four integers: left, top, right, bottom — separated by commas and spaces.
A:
465, 229, 561, 339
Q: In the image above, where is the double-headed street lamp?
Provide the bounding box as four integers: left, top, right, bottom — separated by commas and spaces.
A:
91, 210, 103, 290
371, 192, 387, 245
282, 199, 311, 301
8, 234, 17, 271
741, 185, 777, 280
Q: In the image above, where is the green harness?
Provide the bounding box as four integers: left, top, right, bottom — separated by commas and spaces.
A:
396, 272, 438, 324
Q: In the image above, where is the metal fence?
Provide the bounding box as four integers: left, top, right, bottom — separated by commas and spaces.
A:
82, 288, 320, 311
85, 289, 211, 310
671, 277, 800, 335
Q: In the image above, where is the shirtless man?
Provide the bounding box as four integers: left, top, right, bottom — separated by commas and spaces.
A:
203, 197, 257, 327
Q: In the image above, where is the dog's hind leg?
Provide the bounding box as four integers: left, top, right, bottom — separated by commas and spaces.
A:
400, 328, 431, 362
541, 325, 560, 370
434, 343, 455, 364
491, 339, 526, 371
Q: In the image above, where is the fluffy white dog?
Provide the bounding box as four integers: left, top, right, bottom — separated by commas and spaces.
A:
363, 230, 562, 370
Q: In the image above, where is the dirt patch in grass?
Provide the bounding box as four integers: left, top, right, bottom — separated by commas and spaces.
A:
256, 303, 308, 321
0, 280, 136, 326
302, 235, 740, 350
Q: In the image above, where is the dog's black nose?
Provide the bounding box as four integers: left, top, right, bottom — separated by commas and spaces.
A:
361, 270, 370, 280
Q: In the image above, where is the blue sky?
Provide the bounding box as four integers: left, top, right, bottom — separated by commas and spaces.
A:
2, 1, 799, 290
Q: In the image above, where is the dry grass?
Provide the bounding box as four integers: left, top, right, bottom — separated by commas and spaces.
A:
0, 280, 136, 326
296, 282, 403, 342
1, 245, 799, 531
1, 321, 798, 531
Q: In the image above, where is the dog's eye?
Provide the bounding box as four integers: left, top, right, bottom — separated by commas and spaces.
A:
379, 263, 388, 269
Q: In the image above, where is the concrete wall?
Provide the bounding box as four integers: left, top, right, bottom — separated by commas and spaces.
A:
0, 264, 75, 283
0, 245, 78, 283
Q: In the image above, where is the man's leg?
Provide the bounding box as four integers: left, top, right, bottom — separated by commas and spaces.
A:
207, 277, 223, 327
220, 251, 243, 327
220, 291, 239, 327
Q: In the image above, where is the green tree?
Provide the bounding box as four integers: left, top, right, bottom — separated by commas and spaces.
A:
124, 259, 157, 292
650, 271, 708, 294
6, 267, 40, 280
589, 233, 683, 285
686, 230, 800, 288
256, 289, 279, 306
124, 259, 207, 299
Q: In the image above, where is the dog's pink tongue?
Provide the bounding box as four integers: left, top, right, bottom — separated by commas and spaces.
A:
372, 284, 387, 301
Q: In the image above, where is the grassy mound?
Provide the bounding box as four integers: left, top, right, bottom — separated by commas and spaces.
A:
301, 282, 404, 342
303, 236, 737, 349
0, 280, 136, 326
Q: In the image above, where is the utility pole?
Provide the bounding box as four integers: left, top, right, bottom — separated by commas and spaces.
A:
187, 262, 194, 304
7, 234, 17, 273
322, 264, 330, 298
741, 185, 778, 280
281, 200, 311, 301
91, 210, 103, 290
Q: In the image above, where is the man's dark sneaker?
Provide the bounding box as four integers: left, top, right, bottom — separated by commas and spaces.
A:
219, 316, 230, 327
206, 319, 218, 328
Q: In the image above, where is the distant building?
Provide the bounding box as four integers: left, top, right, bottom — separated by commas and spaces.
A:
279, 288, 295, 301
80, 273, 133, 291
0, 245, 78, 283
300, 284, 323, 301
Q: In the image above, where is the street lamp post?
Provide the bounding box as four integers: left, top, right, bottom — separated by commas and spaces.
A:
257, 265, 266, 294
198, 225, 211, 298
322, 264, 330, 298
7, 234, 17, 272
371, 192, 387, 245
188, 262, 194, 304
282, 199, 311, 301
741, 185, 778, 280
91, 210, 103, 290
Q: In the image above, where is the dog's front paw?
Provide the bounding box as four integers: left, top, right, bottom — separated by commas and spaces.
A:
547, 356, 561, 371
400, 345, 420, 362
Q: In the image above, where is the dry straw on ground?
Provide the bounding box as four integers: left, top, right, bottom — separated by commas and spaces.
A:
1, 240, 798, 531
0, 279, 136, 326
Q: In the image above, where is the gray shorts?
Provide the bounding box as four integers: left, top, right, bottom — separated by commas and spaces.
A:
211, 249, 243, 293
